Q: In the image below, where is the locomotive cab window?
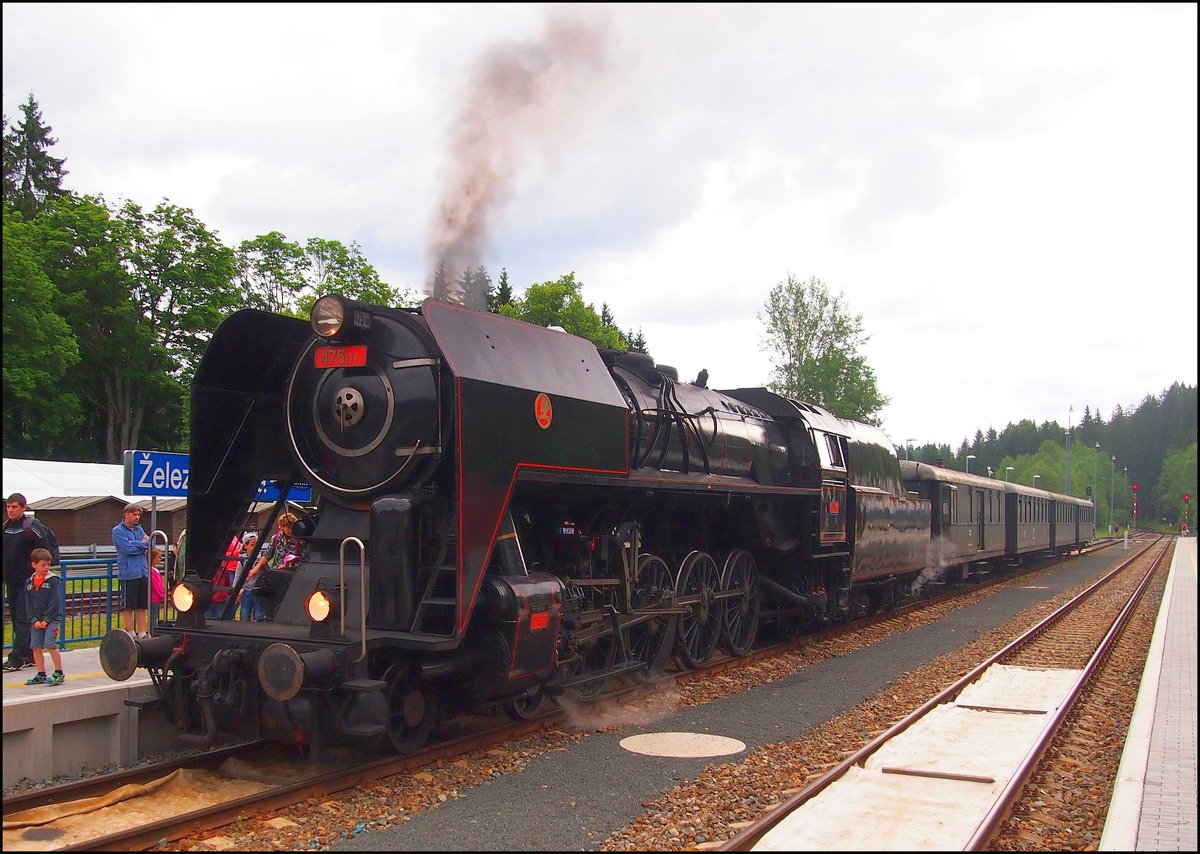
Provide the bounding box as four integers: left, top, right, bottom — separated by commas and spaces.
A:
816, 431, 846, 471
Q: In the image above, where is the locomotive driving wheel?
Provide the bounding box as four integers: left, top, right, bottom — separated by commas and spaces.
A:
505, 681, 547, 720
622, 553, 675, 684
674, 550, 724, 668
719, 549, 761, 657
561, 631, 617, 701
383, 662, 439, 754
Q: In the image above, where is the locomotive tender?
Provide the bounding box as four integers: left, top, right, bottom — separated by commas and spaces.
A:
100, 296, 1090, 757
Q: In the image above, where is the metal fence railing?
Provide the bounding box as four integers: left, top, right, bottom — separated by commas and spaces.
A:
3, 559, 177, 654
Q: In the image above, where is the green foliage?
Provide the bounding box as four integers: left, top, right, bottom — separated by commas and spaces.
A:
2, 94, 69, 219
1155, 443, 1197, 527
500, 272, 627, 351
759, 273, 888, 425
28, 194, 144, 461
294, 238, 416, 315
915, 384, 1197, 532
1, 207, 82, 455
237, 231, 308, 313
238, 233, 416, 319
489, 267, 514, 312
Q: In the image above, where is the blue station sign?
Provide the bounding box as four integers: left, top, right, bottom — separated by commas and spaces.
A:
124, 450, 312, 502
124, 450, 190, 497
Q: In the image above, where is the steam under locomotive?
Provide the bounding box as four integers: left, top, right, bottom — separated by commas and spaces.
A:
100, 296, 1091, 757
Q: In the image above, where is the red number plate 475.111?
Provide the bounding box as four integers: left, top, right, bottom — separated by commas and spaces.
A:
314, 345, 367, 369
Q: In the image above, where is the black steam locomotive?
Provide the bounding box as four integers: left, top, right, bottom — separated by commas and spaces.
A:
100, 296, 1088, 757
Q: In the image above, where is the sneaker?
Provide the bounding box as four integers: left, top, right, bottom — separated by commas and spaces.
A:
2, 660, 21, 673
24, 673, 48, 685
46, 672, 65, 686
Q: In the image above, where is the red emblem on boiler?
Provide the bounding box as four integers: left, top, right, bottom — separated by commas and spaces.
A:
534, 392, 553, 429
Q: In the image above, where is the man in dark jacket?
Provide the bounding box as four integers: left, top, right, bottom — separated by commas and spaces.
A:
4, 493, 55, 671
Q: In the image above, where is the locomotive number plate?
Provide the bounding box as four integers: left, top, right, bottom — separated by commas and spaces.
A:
314, 345, 367, 369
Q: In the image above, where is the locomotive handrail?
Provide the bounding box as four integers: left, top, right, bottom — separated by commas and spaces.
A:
339, 536, 367, 662
149, 529, 171, 628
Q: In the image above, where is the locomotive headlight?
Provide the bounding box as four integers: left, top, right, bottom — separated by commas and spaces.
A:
312, 294, 372, 341
172, 583, 196, 613
306, 590, 333, 622
312, 295, 347, 339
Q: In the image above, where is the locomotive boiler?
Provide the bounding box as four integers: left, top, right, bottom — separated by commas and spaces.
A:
101, 295, 933, 757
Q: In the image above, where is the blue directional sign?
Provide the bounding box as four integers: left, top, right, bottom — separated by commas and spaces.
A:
255, 480, 313, 503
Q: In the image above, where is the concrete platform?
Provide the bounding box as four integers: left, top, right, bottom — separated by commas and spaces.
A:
1101, 536, 1197, 851
1, 644, 178, 787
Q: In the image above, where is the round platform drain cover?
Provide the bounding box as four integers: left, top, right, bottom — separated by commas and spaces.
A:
619, 732, 746, 759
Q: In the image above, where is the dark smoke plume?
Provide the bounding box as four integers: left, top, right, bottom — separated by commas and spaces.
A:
426, 8, 613, 310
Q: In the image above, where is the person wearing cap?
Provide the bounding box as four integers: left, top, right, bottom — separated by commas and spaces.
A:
112, 503, 151, 638
235, 531, 265, 621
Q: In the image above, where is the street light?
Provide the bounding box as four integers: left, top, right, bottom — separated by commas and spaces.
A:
905, 438, 918, 461
1034, 474, 1042, 488
1004, 466, 1014, 481
987, 466, 993, 478
1093, 441, 1100, 518
965, 454, 976, 474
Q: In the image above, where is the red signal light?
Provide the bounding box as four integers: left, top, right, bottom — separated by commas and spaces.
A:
1186, 493, 1191, 503
1132, 482, 1139, 492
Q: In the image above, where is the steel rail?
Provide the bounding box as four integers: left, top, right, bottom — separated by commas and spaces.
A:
719, 535, 1165, 851
966, 536, 1169, 848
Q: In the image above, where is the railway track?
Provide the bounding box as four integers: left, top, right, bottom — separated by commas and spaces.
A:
718, 534, 1169, 850
1, 541, 1128, 851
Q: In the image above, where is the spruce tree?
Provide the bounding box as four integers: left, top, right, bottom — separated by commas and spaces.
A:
490, 267, 514, 312
3, 94, 69, 218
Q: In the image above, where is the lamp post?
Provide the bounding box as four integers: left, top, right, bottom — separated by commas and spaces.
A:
1065, 405, 1073, 493
1109, 455, 1116, 533
1034, 474, 1041, 489
1093, 441, 1100, 517
987, 466, 993, 478
965, 454, 976, 474
1004, 466, 1014, 481
905, 438, 917, 461
1122, 466, 1127, 527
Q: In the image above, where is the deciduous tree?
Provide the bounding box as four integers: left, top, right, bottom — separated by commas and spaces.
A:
759, 273, 888, 424
1, 205, 82, 456
500, 272, 626, 350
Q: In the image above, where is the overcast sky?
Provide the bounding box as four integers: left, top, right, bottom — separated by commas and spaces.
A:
4, 3, 1196, 451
